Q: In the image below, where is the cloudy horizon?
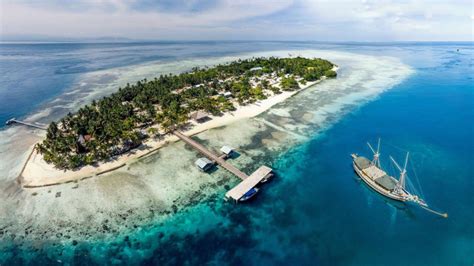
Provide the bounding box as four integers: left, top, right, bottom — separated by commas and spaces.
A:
1, 0, 473, 42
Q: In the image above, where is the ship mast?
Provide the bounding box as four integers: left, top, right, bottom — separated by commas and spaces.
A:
367, 138, 381, 168
390, 152, 410, 192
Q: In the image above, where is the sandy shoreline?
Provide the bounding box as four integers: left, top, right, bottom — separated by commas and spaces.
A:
0, 49, 418, 262
20, 72, 334, 188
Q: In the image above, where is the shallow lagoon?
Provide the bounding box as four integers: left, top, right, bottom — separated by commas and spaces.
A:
0, 42, 472, 265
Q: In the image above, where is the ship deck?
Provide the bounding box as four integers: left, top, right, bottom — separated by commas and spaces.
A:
353, 156, 404, 200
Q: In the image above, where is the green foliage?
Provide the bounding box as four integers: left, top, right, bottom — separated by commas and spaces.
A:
39, 56, 334, 169
251, 86, 267, 100
147, 127, 159, 136
324, 69, 337, 78
281, 76, 300, 91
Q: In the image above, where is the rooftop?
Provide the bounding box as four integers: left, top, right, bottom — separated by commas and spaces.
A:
225, 165, 272, 201
249, 66, 263, 71
190, 110, 209, 121
220, 145, 234, 155
195, 157, 213, 170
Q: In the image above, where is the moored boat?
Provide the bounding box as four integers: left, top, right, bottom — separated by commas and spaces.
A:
239, 187, 259, 202
351, 139, 447, 218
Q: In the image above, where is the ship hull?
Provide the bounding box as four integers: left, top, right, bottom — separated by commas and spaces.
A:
352, 161, 407, 202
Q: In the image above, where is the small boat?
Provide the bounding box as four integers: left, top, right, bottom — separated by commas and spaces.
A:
351, 139, 447, 218
260, 173, 274, 183
239, 187, 259, 202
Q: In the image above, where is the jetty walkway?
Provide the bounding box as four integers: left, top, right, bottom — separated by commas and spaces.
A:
6, 118, 47, 130
173, 131, 248, 180
173, 130, 273, 201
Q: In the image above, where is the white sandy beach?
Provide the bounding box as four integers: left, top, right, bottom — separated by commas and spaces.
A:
0, 50, 414, 250
20, 77, 328, 187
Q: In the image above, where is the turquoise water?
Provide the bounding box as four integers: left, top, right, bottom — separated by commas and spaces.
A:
0, 42, 473, 265
0, 41, 285, 125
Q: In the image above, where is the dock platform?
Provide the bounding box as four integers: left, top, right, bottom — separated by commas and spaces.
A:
173, 130, 273, 202
6, 118, 47, 130
225, 166, 273, 201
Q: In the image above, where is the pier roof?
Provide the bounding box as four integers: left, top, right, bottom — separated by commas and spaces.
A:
225, 166, 272, 201
195, 157, 213, 169
220, 145, 234, 155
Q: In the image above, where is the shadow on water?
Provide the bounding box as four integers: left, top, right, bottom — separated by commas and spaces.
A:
350, 167, 416, 219
203, 164, 219, 174
226, 151, 241, 160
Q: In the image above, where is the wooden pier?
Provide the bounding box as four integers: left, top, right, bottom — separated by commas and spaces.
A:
173, 130, 273, 201
6, 118, 47, 130
225, 166, 273, 201
174, 131, 248, 180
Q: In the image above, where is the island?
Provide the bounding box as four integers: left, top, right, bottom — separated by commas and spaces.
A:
20, 57, 337, 187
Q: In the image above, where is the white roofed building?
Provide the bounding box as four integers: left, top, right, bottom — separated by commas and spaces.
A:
249, 66, 263, 72
220, 145, 234, 155
195, 157, 214, 172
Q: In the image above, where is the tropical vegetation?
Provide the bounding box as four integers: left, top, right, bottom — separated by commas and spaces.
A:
36, 57, 336, 169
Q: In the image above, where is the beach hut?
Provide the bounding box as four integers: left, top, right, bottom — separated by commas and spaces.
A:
77, 134, 86, 146
77, 134, 92, 153
77, 134, 92, 145
220, 145, 234, 156
195, 157, 214, 172
190, 110, 210, 123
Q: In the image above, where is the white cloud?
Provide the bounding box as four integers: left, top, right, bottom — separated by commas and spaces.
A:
0, 0, 294, 38
0, 0, 472, 41
299, 0, 473, 41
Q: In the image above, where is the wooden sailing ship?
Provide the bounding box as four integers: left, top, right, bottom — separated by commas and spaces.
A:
351, 139, 447, 217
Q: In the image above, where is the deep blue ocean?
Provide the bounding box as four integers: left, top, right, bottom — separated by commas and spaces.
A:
0, 42, 473, 265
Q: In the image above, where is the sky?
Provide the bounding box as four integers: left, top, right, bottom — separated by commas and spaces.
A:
1, 0, 473, 41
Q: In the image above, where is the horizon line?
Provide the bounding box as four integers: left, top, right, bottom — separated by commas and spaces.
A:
1, 40, 473, 45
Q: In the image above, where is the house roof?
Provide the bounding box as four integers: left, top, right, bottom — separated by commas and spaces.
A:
195, 157, 213, 169
191, 110, 209, 120
77, 134, 92, 145
225, 166, 272, 201
220, 145, 234, 155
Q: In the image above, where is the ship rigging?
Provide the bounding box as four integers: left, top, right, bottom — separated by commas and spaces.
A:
351, 139, 447, 218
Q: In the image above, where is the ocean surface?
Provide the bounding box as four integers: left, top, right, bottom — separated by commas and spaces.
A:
0, 41, 472, 265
